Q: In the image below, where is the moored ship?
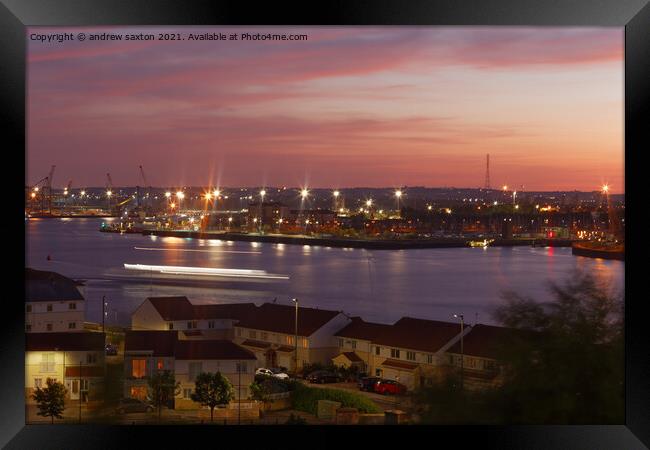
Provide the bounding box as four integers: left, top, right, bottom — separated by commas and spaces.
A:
571, 241, 624, 260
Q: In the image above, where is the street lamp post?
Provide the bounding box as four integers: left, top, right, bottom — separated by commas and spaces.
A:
102, 296, 108, 333
292, 298, 299, 375
259, 190, 266, 234
453, 314, 464, 391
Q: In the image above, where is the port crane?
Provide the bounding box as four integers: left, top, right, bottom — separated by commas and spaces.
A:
28, 165, 55, 214
138, 165, 151, 213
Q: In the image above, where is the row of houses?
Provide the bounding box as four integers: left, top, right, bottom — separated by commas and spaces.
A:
25, 268, 517, 412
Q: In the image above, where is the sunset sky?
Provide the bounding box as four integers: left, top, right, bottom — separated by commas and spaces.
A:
27, 27, 624, 192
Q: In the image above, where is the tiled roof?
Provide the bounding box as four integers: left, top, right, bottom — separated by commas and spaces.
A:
25, 268, 84, 302
125, 330, 177, 357
241, 340, 271, 349
235, 303, 341, 336
276, 345, 295, 353
175, 340, 256, 360
26, 332, 104, 351
145, 297, 257, 322
446, 324, 525, 359
335, 316, 462, 354
380, 359, 419, 371
337, 352, 363, 363
65, 366, 105, 377
334, 317, 394, 341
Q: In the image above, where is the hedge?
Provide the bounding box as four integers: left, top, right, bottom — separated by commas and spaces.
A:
291, 385, 382, 415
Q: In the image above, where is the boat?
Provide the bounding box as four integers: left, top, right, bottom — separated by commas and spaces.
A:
571, 241, 624, 260
468, 239, 494, 248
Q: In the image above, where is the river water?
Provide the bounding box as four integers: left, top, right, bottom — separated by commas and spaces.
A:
25, 218, 624, 327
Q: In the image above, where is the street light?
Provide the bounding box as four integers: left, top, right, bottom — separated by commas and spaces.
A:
395, 190, 402, 217
292, 298, 299, 375
300, 189, 309, 200
453, 314, 464, 391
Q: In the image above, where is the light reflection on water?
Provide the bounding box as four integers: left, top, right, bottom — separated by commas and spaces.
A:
26, 218, 624, 327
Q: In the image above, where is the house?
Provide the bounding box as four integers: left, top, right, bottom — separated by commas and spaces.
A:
233, 302, 351, 372
25, 268, 85, 332
334, 317, 468, 390
25, 332, 105, 404
444, 323, 521, 390
123, 331, 256, 408
130, 296, 256, 338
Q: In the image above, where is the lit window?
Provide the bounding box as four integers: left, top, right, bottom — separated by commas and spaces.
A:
34, 378, 42, 388
157, 359, 164, 370
40, 353, 55, 372
132, 359, 146, 378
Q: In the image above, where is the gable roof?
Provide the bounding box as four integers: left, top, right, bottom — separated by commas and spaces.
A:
125, 330, 177, 357
145, 297, 257, 322
26, 332, 104, 351
234, 303, 341, 336
335, 316, 462, 354
25, 268, 84, 302
334, 317, 394, 341
335, 352, 363, 363
174, 340, 256, 360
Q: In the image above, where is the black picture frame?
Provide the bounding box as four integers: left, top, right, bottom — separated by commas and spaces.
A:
2, 1, 647, 448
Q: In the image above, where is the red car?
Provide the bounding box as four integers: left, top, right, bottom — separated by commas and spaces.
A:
374, 379, 407, 395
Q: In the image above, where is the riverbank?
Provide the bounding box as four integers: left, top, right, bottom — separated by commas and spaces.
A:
129, 228, 574, 250
572, 242, 625, 261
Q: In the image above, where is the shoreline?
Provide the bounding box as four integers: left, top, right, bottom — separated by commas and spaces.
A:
127, 228, 575, 250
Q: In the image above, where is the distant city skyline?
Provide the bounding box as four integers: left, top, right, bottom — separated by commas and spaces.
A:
27, 26, 624, 193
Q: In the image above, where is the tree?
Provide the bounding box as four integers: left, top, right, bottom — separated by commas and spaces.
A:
32, 378, 66, 424
191, 372, 234, 422
147, 370, 181, 421
492, 271, 624, 424
249, 380, 273, 416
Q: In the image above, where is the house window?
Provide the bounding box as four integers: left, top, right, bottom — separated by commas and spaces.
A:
47, 304, 53, 312
208, 321, 215, 329
427, 354, 433, 364
484, 360, 496, 370
261, 332, 268, 341
26, 304, 32, 313
168, 323, 174, 330
375, 346, 381, 355
187, 321, 197, 329
46, 323, 53, 331
249, 330, 257, 339
130, 386, 147, 400
302, 338, 309, 349
34, 378, 42, 388
189, 362, 202, 381
350, 340, 357, 350
157, 359, 164, 370
80, 379, 89, 391
406, 351, 416, 361
286, 335, 295, 346
69, 302, 77, 310
236, 362, 247, 373
338, 338, 344, 348
237, 328, 242, 337
26, 324, 32, 332
40, 353, 55, 372
183, 388, 192, 399
375, 369, 383, 377
86, 353, 97, 364
390, 349, 400, 359
68, 322, 77, 330
132, 359, 146, 378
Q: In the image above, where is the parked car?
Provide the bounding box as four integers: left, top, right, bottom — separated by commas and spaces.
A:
269, 368, 290, 379
306, 370, 341, 384
105, 344, 118, 356
256, 368, 274, 377
115, 398, 154, 414
374, 379, 407, 395
358, 376, 382, 392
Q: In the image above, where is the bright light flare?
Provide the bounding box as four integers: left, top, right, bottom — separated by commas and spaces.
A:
300, 189, 309, 199
602, 184, 609, 193
176, 191, 184, 199
106, 190, 112, 197
333, 190, 340, 198
366, 199, 372, 207
124, 263, 289, 280
165, 192, 172, 198
395, 190, 402, 198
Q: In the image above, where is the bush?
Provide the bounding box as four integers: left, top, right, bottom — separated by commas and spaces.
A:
291, 385, 381, 415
